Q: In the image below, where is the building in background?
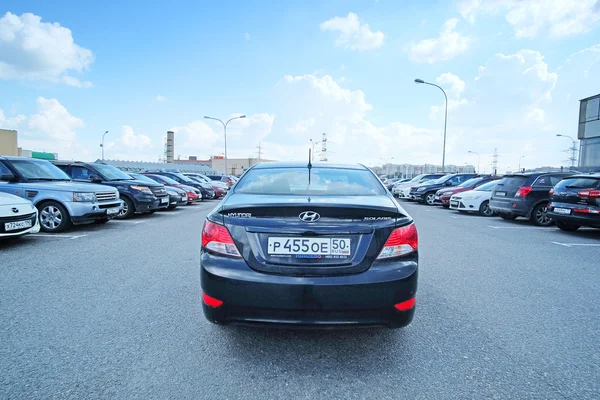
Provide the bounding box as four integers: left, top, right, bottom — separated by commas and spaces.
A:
372, 163, 476, 178
0, 129, 18, 156
209, 155, 275, 175
578, 94, 600, 168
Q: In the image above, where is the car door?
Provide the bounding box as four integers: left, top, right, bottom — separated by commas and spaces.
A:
531, 175, 553, 204
0, 162, 23, 197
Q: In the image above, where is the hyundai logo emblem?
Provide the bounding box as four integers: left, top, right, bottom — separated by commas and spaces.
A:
11, 207, 19, 213
299, 211, 320, 222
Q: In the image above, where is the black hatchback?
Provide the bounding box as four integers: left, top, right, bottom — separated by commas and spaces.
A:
200, 162, 418, 329
489, 172, 573, 226
548, 174, 600, 231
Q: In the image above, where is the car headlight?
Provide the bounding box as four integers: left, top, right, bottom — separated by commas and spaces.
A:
130, 185, 153, 195
416, 187, 426, 192
441, 191, 452, 196
463, 194, 482, 200
73, 192, 96, 202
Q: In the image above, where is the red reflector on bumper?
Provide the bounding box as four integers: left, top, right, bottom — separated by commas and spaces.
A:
202, 293, 223, 308
394, 297, 415, 311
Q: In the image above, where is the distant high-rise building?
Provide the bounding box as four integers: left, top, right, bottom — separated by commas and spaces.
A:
578, 94, 600, 168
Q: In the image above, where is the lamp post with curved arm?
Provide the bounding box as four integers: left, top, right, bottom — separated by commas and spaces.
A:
415, 78, 448, 173
204, 115, 246, 175
100, 131, 108, 161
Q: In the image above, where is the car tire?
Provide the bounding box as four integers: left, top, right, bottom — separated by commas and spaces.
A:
478, 200, 495, 217
116, 197, 135, 219
531, 203, 553, 226
93, 218, 110, 224
38, 201, 72, 233
555, 221, 580, 232
424, 192, 436, 205
499, 214, 517, 221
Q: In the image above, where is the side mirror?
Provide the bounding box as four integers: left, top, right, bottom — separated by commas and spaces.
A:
0, 173, 18, 182
445, 180, 453, 186
89, 174, 103, 183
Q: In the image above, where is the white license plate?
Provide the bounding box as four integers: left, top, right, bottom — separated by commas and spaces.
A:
106, 207, 120, 215
5, 219, 32, 231
495, 191, 506, 197
267, 237, 351, 256
553, 207, 572, 215
161, 197, 168, 204
434, 195, 440, 200
450, 201, 459, 207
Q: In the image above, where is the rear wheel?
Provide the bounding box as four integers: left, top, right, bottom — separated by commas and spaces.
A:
555, 221, 580, 232
478, 200, 494, 217
424, 192, 436, 205
499, 214, 517, 221
531, 203, 553, 226
38, 201, 72, 233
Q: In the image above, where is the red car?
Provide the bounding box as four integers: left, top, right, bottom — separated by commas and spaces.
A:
143, 174, 201, 204
435, 176, 500, 207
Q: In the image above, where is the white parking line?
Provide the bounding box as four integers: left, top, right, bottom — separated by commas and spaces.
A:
552, 241, 600, 248
29, 234, 87, 240
488, 225, 549, 230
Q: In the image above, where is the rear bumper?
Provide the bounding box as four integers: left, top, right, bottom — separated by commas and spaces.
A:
489, 198, 530, 217
200, 253, 418, 328
548, 204, 600, 227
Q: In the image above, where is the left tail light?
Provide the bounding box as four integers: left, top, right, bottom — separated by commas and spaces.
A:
515, 186, 532, 197
377, 223, 418, 260
201, 220, 241, 258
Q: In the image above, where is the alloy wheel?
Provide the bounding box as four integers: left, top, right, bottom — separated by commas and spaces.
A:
426, 194, 436, 205
535, 206, 552, 226
40, 205, 63, 231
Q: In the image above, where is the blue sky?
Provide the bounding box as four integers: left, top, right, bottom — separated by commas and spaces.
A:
1, 0, 599, 172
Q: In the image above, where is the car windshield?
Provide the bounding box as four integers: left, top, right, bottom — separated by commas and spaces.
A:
428, 176, 448, 184
129, 173, 159, 184
459, 177, 482, 188
10, 159, 71, 181
234, 167, 386, 196
475, 181, 498, 191
409, 174, 426, 182
150, 175, 179, 185
93, 164, 133, 181
170, 173, 195, 183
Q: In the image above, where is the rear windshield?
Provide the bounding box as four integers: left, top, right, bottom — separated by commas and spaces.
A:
554, 177, 600, 190
234, 167, 386, 196
496, 176, 528, 187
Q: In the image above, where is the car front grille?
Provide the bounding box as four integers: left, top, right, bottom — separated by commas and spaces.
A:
96, 192, 118, 202
151, 187, 168, 197
0, 212, 36, 223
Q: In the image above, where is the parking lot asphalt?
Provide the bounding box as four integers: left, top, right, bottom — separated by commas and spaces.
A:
1, 199, 599, 399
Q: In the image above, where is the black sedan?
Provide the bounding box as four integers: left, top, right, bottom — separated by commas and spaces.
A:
200, 162, 418, 328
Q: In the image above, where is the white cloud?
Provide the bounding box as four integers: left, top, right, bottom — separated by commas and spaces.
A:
0, 12, 94, 85
155, 95, 167, 102
117, 125, 152, 149
409, 18, 470, 63
244, 32, 251, 40
458, 0, 600, 37
429, 73, 469, 120
320, 12, 385, 51
62, 76, 92, 88
0, 109, 25, 129
27, 97, 84, 141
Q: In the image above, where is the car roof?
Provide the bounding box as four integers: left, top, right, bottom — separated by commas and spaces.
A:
561, 173, 600, 179
504, 172, 573, 177
250, 162, 368, 170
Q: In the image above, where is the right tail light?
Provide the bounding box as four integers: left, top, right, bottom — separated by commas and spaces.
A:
377, 223, 418, 259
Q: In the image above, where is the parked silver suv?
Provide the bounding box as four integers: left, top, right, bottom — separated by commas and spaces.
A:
0, 157, 123, 233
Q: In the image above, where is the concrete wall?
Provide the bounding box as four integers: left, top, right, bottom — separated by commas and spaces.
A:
0, 129, 18, 156
210, 157, 275, 175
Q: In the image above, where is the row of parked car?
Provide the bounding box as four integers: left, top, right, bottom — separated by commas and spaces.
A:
387, 171, 600, 231
0, 156, 237, 238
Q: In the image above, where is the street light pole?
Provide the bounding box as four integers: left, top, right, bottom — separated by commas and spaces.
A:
467, 151, 479, 174
518, 155, 525, 172
100, 131, 108, 161
415, 78, 448, 173
204, 115, 246, 175
556, 134, 577, 168
310, 139, 320, 162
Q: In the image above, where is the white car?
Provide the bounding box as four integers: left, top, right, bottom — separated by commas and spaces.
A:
449, 180, 498, 216
393, 174, 445, 198
0, 192, 40, 239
